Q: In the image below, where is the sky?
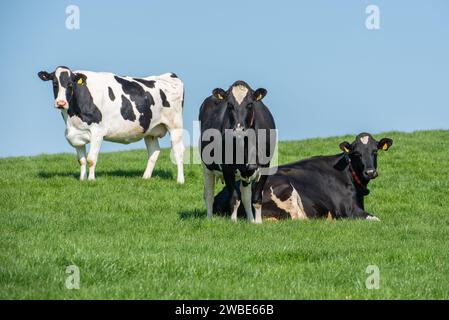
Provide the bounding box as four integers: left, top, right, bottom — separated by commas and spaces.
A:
0, 0, 448, 157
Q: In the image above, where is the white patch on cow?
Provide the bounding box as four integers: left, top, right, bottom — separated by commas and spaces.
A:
270, 185, 307, 220
54, 67, 70, 107
360, 135, 370, 145
366, 215, 380, 221
231, 85, 248, 105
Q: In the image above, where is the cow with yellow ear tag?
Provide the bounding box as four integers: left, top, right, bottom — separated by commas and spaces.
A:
199, 80, 276, 224
213, 132, 393, 221
38, 66, 185, 183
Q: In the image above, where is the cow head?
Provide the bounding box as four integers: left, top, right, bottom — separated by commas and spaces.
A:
38, 66, 87, 110
339, 133, 393, 181
212, 81, 267, 133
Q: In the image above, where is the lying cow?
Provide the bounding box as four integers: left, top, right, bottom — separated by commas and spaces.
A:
199, 81, 276, 223
213, 133, 392, 221
38, 66, 185, 183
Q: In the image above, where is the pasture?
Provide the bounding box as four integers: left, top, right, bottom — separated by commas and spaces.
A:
1, 130, 448, 299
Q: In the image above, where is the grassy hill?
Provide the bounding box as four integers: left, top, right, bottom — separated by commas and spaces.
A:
1, 130, 449, 299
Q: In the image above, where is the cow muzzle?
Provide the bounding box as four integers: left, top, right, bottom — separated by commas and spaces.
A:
55, 100, 68, 109
246, 163, 258, 172
364, 169, 378, 179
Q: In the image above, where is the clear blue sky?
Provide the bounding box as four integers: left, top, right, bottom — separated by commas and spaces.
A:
1, 0, 448, 157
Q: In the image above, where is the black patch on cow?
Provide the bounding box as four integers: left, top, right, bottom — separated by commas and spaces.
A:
133, 78, 156, 88
114, 76, 154, 131
52, 79, 59, 98
108, 87, 115, 101
69, 84, 102, 125
170, 73, 178, 78
181, 90, 185, 108
59, 71, 70, 88
160, 89, 170, 107
120, 95, 136, 121
55, 71, 72, 101
136, 92, 154, 131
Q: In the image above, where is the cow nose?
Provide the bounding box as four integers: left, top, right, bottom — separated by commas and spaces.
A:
233, 126, 245, 137
247, 164, 258, 171
365, 169, 378, 179
234, 124, 244, 132
56, 100, 67, 108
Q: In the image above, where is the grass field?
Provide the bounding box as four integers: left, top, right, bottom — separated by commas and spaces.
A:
1, 130, 449, 299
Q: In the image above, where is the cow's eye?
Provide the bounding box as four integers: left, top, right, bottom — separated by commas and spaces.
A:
247, 103, 253, 108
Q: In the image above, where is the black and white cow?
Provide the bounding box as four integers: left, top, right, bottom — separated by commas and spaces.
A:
213, 133, 392, 221
199, 81, 276, 223
38, 66, 184, 182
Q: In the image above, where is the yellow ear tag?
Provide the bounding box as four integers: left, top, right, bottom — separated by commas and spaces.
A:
217, 93, 224, 100
344, 147, 350, 153
255, 94, 262, 101
77, 78, 84, 85
382, 144, 388, 151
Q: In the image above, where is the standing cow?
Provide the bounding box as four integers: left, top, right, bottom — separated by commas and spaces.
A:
38, 66, 185, 183
214, 133, 393, 221
199, 81, 276, 223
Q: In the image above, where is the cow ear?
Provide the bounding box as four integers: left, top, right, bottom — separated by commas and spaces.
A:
74, 73, 87, 86
339, 141, 352, 153
212, 88, 226, 100
378, 138, 393, 151
253, 88, 267, 101
38, 71, 53, 81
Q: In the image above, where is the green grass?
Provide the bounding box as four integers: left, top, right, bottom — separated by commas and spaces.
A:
1, 130, 449, 299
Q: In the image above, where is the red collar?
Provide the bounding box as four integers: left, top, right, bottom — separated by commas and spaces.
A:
344, 154, 364, 188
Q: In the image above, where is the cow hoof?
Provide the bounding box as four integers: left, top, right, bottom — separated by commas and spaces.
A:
231, 216, 238, 223
253, 219, 262, 225
366, 215, 380, 221
177, 178, 185, 184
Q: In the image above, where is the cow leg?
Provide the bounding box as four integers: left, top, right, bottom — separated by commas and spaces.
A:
75, 145, 87, 181
240, 182, 255, 223
252, 175, 267, 224
143, 136, 160, 179
221, 172, 241, 222
169, 128, 185, 184
230, 192, 241, 223
226, 182, 241, 222
87, 136, 103, 181
203, 166, 215, 219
